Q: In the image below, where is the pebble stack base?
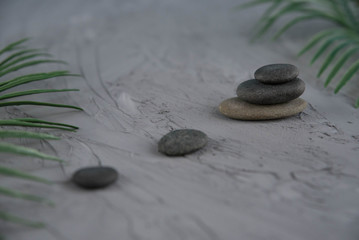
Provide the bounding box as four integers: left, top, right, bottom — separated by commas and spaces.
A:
219, 97, 307, 120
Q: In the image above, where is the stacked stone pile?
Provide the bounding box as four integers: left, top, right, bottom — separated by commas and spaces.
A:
219, 64, 307, 120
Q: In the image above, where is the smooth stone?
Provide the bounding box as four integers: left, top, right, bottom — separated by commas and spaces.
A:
236, 78, 305, 105
255, 64, 299, 84
219, 97, 307, 120
72, 166, 118, 189
158, 129, 208, 156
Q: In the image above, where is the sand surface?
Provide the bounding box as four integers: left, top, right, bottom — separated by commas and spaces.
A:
0, 0, 359, 239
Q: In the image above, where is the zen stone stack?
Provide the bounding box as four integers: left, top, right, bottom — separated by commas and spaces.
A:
219, 64, 307, 120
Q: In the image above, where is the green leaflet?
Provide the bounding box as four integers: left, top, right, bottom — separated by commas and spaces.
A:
0, 38, 29, 56
0, 88, 79, 101
13, 118, 79, 130
0, 142, 63, 162
317, 41, 350, 77
253, 2, 309, 40
0, 165, 51, 184
0, 186, 54, 206
0, 71, 80, 91
0, 130, 60, 140
298, 29, 340, 56
335, 59, 359, 93
0, 60, 67, 78
0, 119, 77, 131
325, 47, 359, 87
0, 100, 83, 110
273, 15, 317, 40
0, 53, 52, 72
0, 211, 45, 228
0, 49, 44, 67
310, 34, 348, 64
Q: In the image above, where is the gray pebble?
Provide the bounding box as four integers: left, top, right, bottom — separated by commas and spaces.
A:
236, 78, 305, 105
255, 64, 299, 84
72, 166, 118, 189
158, 129, 208, 156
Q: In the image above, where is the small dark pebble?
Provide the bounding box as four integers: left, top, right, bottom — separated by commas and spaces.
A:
72, 166, 118, 189
158, 129, 208, 156
254, 64, 299, 84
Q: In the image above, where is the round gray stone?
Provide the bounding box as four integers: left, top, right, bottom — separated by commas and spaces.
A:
254, 64, 299, 84
72, 166, 118, 189
236, 78, 305, 105
158, 129, 208, 156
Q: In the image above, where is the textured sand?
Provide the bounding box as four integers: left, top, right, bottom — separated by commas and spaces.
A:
0, 0, 359, 240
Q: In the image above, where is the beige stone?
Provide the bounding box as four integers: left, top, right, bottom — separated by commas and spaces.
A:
219, 97, 307, 120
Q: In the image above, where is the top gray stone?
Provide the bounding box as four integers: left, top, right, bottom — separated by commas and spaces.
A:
158, 129, 208, 156
254, 64, 299, 84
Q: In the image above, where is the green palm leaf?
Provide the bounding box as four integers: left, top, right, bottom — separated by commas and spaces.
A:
0, 142, 63, 162
0, 119, 77, 131
298, 29, 340, 56
0, 53, 52, 72
0, 186, 54, 206
0, 60, 66, 78
253, 2, 309, 40
0, 100, 83, 110
13, 118, 79, 130
0, 88, 79, 101
0, 130, 59, 140
273, 15, 317, 40
0, 38, 29, 56
0, 71, 79, 89
310, 34, 348, 64
0, 38, 81, 234
0, 49, 44, 67
317, 41, 350, 77
0, 165, 51, 184
335, 59, 359, 93
324, 46, 359, 86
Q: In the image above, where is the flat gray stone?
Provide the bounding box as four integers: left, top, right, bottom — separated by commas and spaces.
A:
255, 64, 299, 84
72, 166, 118, 189
236, 78, 305, 105
158, 129, 208, 156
